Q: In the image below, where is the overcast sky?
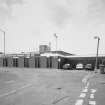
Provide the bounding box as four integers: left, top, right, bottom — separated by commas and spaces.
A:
0, 0, 105, 55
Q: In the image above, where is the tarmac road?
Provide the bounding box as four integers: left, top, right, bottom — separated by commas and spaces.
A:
0, 68, 89, 105
74, 71, 105, 105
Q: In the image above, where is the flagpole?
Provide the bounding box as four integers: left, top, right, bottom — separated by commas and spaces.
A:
54, 33, 58, 54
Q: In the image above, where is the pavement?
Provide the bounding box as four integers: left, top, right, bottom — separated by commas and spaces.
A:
0, 68, 105, 105
0, 68, 88, 105
89, 72, 105, 105
75, 71, 105, 105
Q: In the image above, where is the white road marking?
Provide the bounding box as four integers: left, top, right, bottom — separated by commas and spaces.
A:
79, 93, 86, 98
85, 86, 88, 88
82, 88, 88, 93
91, 89, 96, 93
84, 82, 89, 89
82, 78, 87, 84
5, 80, 15, 84
0, 90, 16, 98
82, 74, 90, 90
18, 84, 32, 90
90, 94, 94, 99
75, 99, 84, 105
86, 82, 89, 87
89, 101, 96, 105
0, 83, 32, 98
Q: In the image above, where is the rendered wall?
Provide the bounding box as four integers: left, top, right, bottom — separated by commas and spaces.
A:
18, 57, 24, 68
8, 57, 13, 67
52, 57, 58, 69
0, 57, 3, 67
29, 57, 35, 68
40, 56, 47, 68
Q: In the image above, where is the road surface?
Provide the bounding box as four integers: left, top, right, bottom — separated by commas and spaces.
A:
0, 68, 93, 105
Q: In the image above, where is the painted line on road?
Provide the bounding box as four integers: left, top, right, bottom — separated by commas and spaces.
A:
82, 74, 90, 89
5, 80, 15, 84
18, 84, 32, 90
86, 82, 89, 87
75, 99, 84, 105
84, 86, 88, 89
91, 89, 96, 93
82, 78, 87, 84
0, 90, 16, 98
89, 101, 96, 105
52, 96, 69, 104
82, 73, 90, 82
0, 83, 32, 98
90, 94, 94, 99
83, 82, 89, 89
82, 88, 88, 93
79, 93, 86, 98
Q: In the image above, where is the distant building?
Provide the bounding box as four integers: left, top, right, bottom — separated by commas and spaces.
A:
39, 45, 51, 53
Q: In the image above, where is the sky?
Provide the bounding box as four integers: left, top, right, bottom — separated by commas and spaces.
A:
0, 0, 105, 55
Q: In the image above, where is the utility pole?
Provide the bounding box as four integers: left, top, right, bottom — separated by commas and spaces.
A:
94, 36, 100, 70
54, 33, 58, 54
0, 29, 5, 57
